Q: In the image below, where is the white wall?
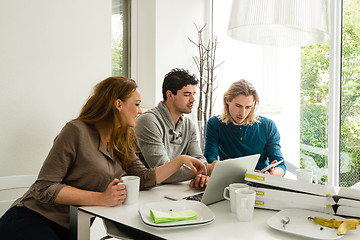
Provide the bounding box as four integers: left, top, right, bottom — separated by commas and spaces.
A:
0, 0, 112, 176
133, 0, 208, 109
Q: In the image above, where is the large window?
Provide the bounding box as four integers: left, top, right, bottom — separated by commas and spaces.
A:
300, 31, 331, 184
112, 0, 130, 77
212, 0, 359, 186
300, 0, 360, 187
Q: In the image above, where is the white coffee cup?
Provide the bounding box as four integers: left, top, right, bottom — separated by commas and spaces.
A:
120, 176, 140, 205
296, 169, 318, 184
235, 188, 256, 222
223, 183, 249, 213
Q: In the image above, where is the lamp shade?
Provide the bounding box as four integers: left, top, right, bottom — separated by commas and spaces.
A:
228, 0, 330, 46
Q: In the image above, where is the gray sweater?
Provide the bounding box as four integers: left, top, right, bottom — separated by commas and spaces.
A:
135, 102, 208, 183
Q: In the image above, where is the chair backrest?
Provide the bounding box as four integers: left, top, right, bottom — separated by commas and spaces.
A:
0, 175, 37, 217
284, 161, 298, 175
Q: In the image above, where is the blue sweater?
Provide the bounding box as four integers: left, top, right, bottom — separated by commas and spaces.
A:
204, 115, 286, 173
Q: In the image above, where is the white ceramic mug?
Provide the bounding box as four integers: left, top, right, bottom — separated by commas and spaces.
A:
235, 188, 256, 222
223, 183, 249, 213
296, 169, 318, 184
120, 176, 140, 205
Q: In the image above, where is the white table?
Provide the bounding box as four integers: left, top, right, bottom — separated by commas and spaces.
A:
70, 182, 360, 240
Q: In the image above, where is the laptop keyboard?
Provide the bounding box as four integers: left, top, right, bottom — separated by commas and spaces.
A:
183, 192, 204, 202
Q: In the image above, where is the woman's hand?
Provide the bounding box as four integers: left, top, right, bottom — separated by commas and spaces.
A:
155, 155, 207, 184
181, 156, 207, 176
101, 179, 127, 206
55, 178, 127, 207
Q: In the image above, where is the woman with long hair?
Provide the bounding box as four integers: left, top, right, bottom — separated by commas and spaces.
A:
0, 77, 206, 240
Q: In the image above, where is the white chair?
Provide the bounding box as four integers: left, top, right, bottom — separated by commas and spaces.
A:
0, 175, 37, 217
284, 161, 298, 179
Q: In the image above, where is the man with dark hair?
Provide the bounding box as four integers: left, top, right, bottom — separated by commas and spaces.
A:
161, 68, 199, 101
135, 68, 215, 187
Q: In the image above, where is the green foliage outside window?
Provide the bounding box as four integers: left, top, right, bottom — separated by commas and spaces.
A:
300, 0, 360, 186
112, 37, 123, 76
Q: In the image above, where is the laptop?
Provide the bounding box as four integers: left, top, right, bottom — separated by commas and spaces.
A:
164, 154, 260, 205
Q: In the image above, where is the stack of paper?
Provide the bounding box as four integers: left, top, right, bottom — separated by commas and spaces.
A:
245, 170, 336, 214
245, 170, 336, 196
250, 186, 335, 213
333, 185, 360, 218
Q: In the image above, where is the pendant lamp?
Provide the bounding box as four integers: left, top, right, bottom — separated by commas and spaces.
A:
228, 0, 330, 46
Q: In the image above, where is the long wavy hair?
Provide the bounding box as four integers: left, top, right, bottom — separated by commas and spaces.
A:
220, 79, 259, 125
77, 77, 138, 170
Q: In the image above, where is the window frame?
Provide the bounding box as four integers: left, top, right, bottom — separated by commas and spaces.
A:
327, 0, 343, 186
112, 0, 131, 77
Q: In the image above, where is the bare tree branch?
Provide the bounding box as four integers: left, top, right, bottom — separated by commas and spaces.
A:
189, 24, 223, 150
